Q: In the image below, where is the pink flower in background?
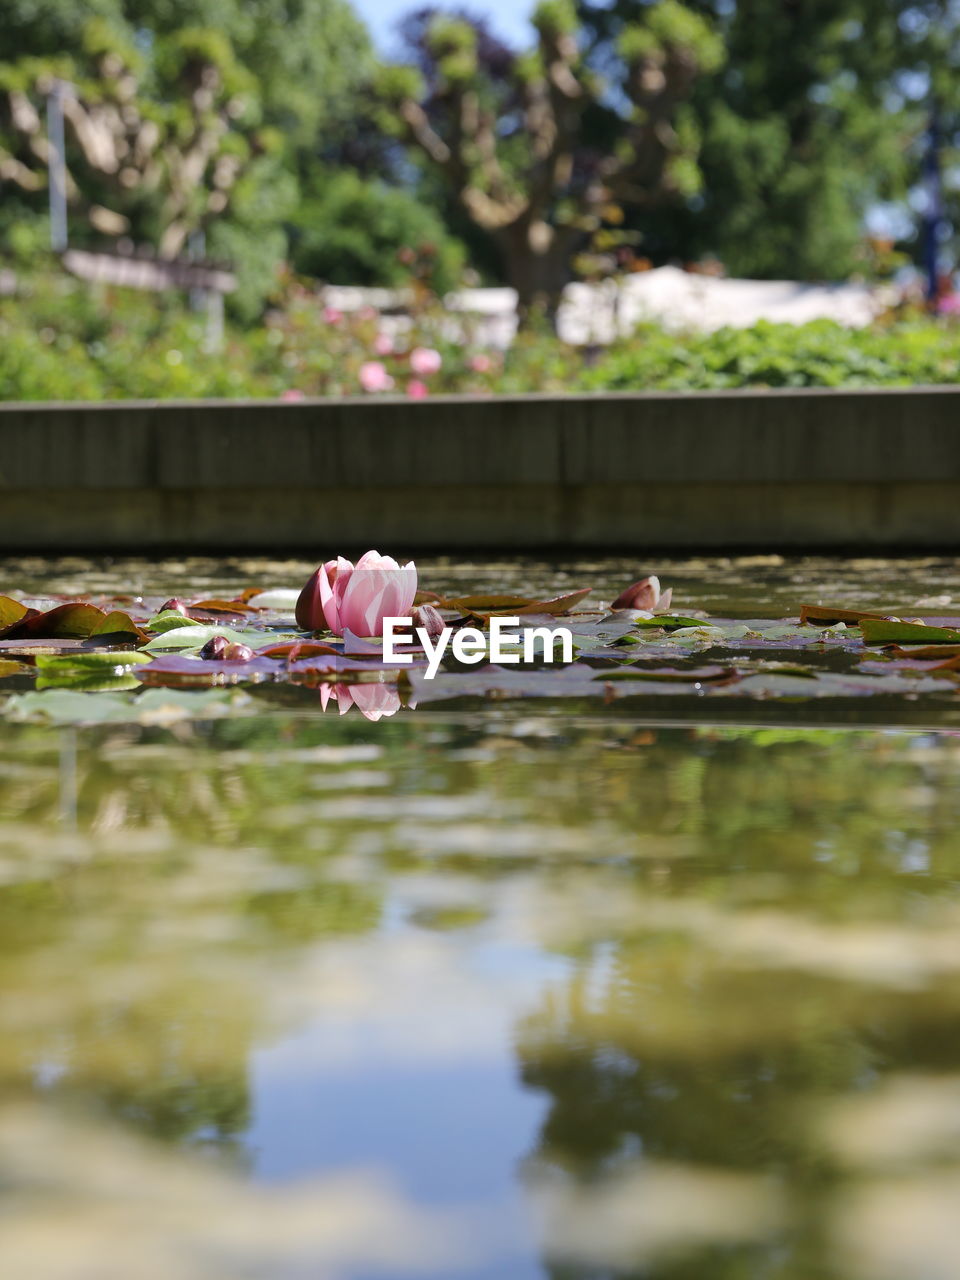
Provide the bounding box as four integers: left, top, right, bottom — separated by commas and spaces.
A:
296, 550, 418, 636
409, 347, 442, 376
323, 307, 343, 325
468, 353, 492, 373
373, 333, 394, 355
407, 379, 429, 399
319, 682, 402, 720
281, 388, 305, 401
358, 305, 379, 322
611, 575, 673, 613
358, 361, 394, 393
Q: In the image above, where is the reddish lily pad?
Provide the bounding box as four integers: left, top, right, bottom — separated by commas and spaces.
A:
439, 588, 593, 617
0, 600, 144, 643
258, 640, 342, 660
800, 604, 892, 625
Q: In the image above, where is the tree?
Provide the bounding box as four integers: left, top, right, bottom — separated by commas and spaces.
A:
377, 0, 723, 315
0, 1, 371, 315
580, 0, 927, 280
288, 167, 465, 294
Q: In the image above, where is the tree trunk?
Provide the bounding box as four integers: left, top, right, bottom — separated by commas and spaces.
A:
495, 219, 577, 329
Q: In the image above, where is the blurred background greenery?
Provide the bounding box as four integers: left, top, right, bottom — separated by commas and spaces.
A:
1, 0, 960, 396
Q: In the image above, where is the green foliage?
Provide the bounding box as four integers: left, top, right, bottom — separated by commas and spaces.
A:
3, 270, 960, 402
427, 15, 479, 85
379, 0, 727, 313
617, 0, 723, 71
581, 319, 960, 390
288, 169, 465, 294
586, 0, 920, 280
372, 63, 425, 108
532, 0, 579, 37
0, 0, 373, 317
122, 0, 372, 140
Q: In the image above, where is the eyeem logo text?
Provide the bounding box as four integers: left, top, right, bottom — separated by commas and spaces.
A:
383, 616, 574, 680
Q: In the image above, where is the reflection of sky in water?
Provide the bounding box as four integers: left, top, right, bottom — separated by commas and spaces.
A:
250, 1052, 546, 1279
247, 927, 566, 1274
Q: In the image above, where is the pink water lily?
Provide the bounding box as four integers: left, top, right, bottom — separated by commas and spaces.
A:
611, 575, 673, 613
296, 551, 418, 637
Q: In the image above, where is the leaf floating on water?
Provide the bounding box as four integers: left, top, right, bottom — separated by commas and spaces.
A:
258, 640, 342, 660
888, 644, 960, 660
35, 651, 152, 675
860, 619, 960, 646
601, 665, 738, 684
146, 610, 205, 634
438, 588, 593, 617
143, 624, 267, 653
800, 604, 893, 625
186, 597, 255, 614
0, 595, 32, 629
437, 594, 533, 611
91, 611, 148, 642
631, 615, 712, 631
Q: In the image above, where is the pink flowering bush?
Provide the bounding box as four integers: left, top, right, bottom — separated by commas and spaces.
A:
410, 347, 442, 376
358, 361, 394, 393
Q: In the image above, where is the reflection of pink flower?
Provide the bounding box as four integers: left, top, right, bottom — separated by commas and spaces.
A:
359, 361, 394, 393
281, 388, 305, 401
407, 379, 429, 399
611, 575, 673, 613
373, 333, 394, 355
468, 353, 492, 373
323, 307, 343, 325
319, 682, 402, 721
410, 347, 442, 376
296, 550, 418, 636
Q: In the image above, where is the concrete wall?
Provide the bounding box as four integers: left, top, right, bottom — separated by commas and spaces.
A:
3, 388, 960, 549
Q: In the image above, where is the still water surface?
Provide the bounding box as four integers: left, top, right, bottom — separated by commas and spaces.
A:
4, 556, 960, 1279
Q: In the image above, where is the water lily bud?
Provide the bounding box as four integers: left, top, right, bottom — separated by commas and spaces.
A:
611, 575, 672, 612
160, 597, 188, 615
199, 635, 230, 659
223, 642, 254, 662
295, 564, 327, 631
413, 603, 445, 637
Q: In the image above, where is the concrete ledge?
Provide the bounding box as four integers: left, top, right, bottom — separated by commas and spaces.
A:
3, 389, 960, 548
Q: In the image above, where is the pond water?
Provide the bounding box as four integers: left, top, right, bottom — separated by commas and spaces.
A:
4, 555, 960, 1280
